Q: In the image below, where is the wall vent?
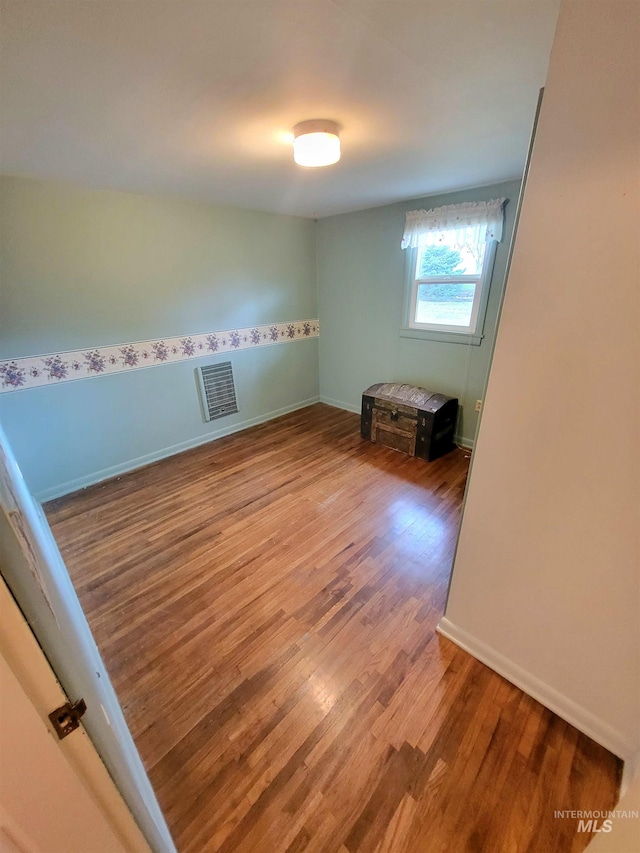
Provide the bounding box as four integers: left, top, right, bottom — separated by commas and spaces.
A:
196, 362, 239, 422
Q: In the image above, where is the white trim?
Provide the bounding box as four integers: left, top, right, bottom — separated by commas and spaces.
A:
405, 241, 497, 338
620, 751, 640, 798
409, 274, 483, 335
1, 428, 176, 853
399, 328, 484, 346
436, 616, 634, 762
455, 435, 475, 450
36, 397, 320, 502
318, 396, 361, 414
0, 577, 153, 853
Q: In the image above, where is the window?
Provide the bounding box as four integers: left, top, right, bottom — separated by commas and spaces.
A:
401, 198, 506, 342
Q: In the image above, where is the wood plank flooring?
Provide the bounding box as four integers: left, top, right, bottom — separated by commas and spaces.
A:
45, 404, 621, 853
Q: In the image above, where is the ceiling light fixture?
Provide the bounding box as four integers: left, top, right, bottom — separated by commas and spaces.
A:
293, 119, 341, 167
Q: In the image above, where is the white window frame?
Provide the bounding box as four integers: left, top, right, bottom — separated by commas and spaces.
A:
406, 238, 497, 337
400, 197, 505, 346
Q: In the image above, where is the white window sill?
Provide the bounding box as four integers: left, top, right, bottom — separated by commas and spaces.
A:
399, 328, 484, 346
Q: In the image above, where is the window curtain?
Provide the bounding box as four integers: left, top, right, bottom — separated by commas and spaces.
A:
401, 198, 506, 250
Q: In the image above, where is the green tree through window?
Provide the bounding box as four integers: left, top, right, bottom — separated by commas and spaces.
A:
419, 245, 465, 276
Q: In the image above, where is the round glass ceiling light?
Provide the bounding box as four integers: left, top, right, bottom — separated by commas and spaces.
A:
293, 119, 341, 167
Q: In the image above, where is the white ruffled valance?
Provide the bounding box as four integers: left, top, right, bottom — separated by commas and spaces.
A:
401, 198, 506, 250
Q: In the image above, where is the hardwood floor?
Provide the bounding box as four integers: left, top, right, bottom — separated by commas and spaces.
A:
45, 404, 621, 853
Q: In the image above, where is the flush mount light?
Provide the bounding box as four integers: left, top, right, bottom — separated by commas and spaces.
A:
293, 119, 341, 167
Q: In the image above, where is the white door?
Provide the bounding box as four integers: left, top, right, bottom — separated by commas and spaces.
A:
0, 427, 176, 853
0, 574, 147, 853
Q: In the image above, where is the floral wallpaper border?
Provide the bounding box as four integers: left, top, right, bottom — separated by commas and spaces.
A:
0, 319, 319, 393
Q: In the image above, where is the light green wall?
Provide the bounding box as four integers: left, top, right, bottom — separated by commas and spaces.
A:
0, 176, 317, 354
315, 180, 520, 444
0, 176, 319, 498
0, 175, 519, 498
1, 343, 319, 500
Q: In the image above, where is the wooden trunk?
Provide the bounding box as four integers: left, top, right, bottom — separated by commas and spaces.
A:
361, 383, 458, 461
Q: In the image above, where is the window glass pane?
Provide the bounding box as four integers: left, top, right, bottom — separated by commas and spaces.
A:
415, 282, 476, 327
418, 239, 486, 277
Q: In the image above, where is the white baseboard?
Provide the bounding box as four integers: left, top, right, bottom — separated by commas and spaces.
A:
36, 396, 320, 502
436, 616, 634, 764
620, 749, 640, 798
319, 395, 361, 414
454, 435, 474, 450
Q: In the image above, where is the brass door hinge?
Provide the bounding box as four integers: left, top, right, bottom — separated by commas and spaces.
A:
48, 698, 87, 740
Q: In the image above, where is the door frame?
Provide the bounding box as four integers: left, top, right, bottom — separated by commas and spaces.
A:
0, 574, 152, 852
0, 426, 176, 853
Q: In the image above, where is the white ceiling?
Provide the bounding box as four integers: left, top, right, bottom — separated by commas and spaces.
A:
0, 0, 560, 218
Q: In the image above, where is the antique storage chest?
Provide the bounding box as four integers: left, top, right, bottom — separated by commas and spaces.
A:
361, 383, 458, 461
